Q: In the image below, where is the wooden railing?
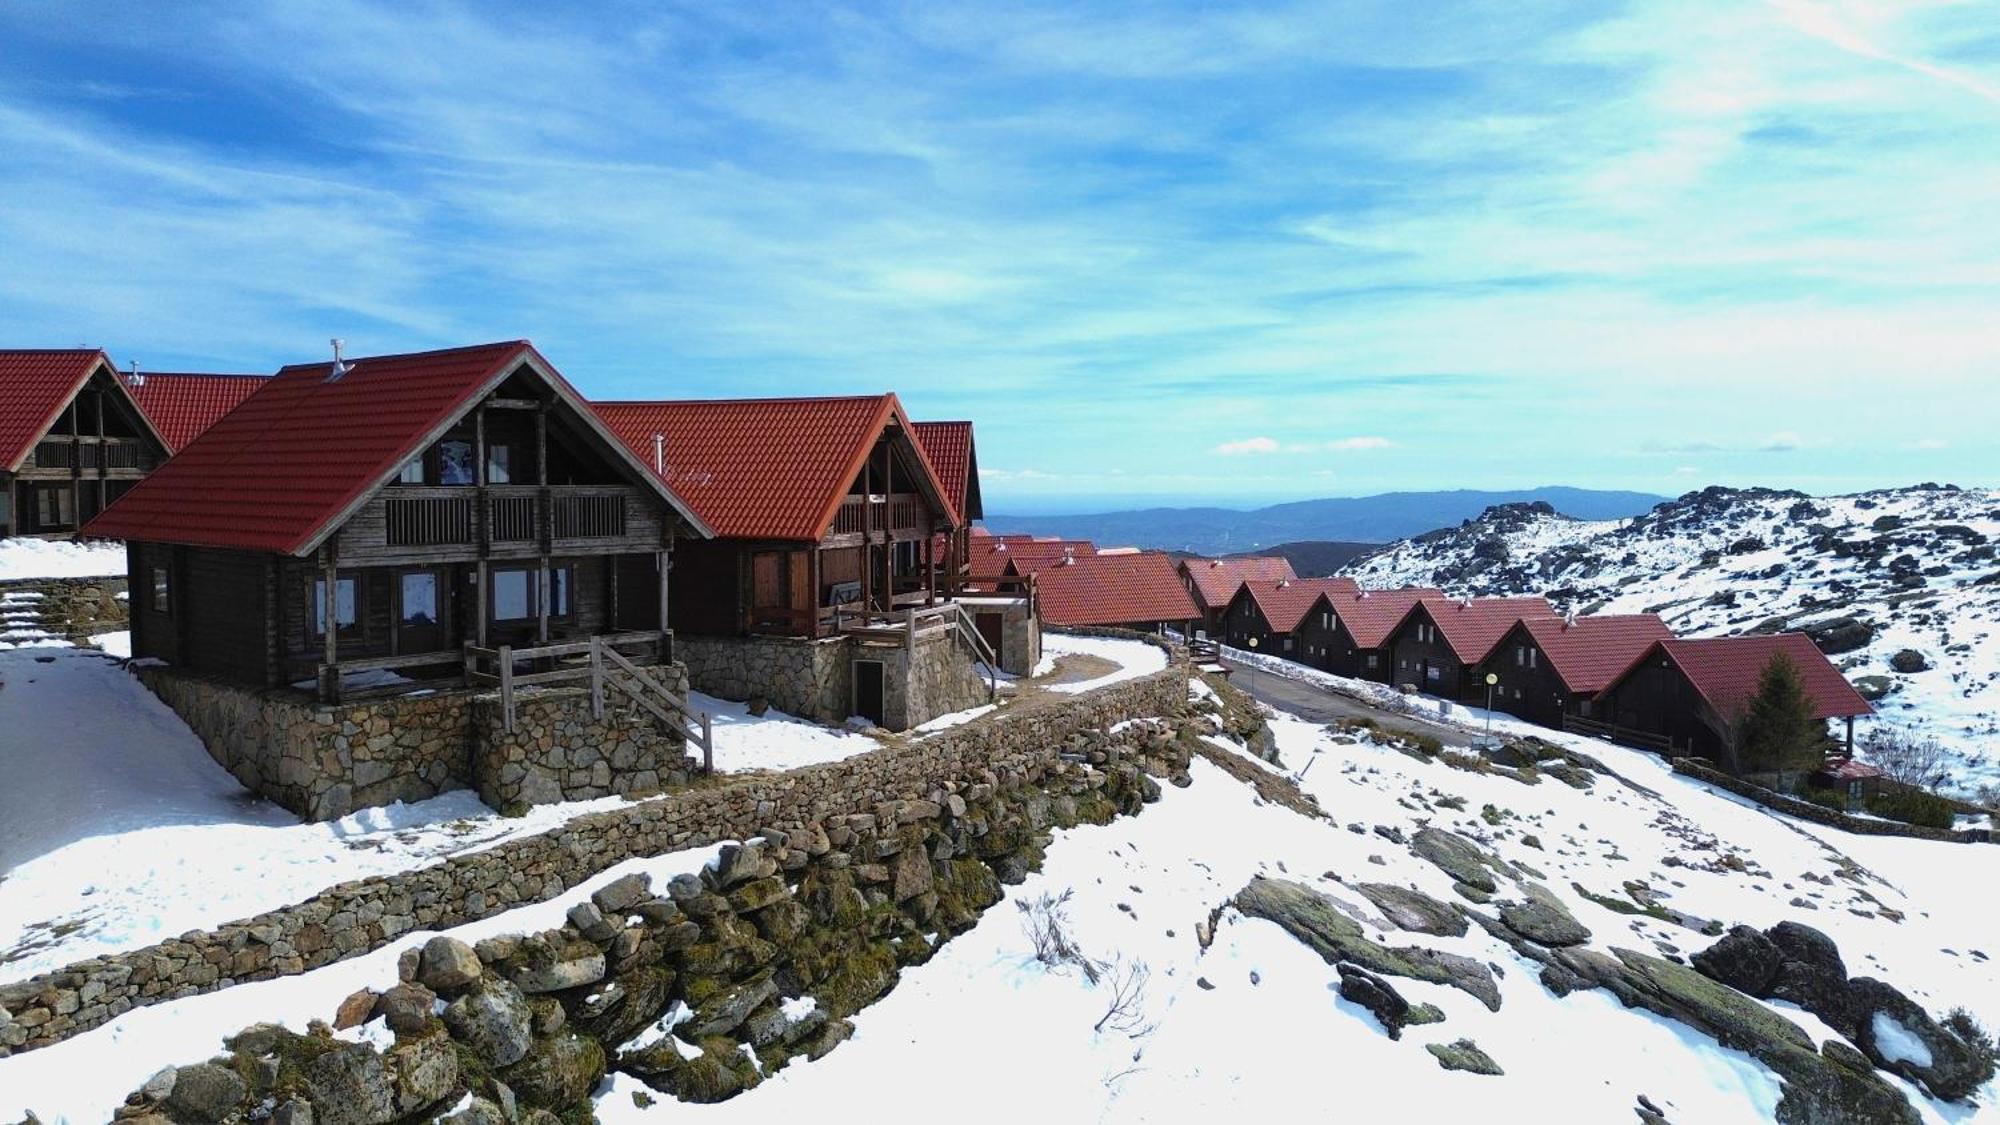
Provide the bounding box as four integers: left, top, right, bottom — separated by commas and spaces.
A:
387, 494, 475, 547
489, 494, 537, 542
554, 490, 627, 539
831, 493, 924, 536
835, 602, 998, 700
464, 632, 713, 772
33, 440, 77, 469
1562, 713, 1674, 754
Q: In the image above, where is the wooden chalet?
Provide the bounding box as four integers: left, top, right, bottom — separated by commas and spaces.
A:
1220, 577, 1360, 660
1385, 595, 1557, 700
911, 420, 982, 590
1034, 552, 1199, 634
1595, 634, 1873, 770
1180, 556, 1297, 637
85, 342, 711, 701
0, 350, 171, 538
969, 537, 1095, 595
1470, 613, 1672, 727
127, 370, 270, 452
595, 394, 961, 638
1314, 587, 1442, 680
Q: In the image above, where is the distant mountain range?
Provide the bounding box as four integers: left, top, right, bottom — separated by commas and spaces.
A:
985, 487, 1666, 555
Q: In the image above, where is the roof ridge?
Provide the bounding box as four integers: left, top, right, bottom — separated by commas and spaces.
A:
596, 393, 893, 407
274, 339, 530, 373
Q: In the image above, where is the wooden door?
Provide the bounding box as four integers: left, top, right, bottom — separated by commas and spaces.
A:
752, 552, 783, 612
853, 659, 886, 725
396, 568, 449, 654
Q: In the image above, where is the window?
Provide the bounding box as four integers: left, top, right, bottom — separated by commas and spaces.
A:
1282, 637, 1293, 653
439, 439, 476, 486
492, 568, 533, 621
400, 572, 438, 626
1529, 648, 1538, 669
550, 565, 572, 619
1426, 665, 1441, 682
37, 486, 74, 528
312, 577, 359, 636
1367, 653, 1380, 670
486, 444, 512, 485
396, 458, 425, 485
151, 565, 171, 614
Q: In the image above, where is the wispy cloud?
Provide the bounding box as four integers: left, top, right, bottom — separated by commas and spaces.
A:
1213, 436, 1281, 456
1325, 436, 1396, 451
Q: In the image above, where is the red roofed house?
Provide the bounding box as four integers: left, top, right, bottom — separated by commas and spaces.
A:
85, 342, 714, 819
1316, 587, 1443, 681
1470, 613, 1674, 727
1385, 595, 1558, 701
911, 420, 982, 590
1034, 552, 1199, 634
1597, 633, 1873, 771
596, 394, 1020, 729
0, 349, 171, 538
1179, 556, 1297, 637
1220, 577, 1360, 663
971, 538, 1095, 584
126, 369, 271, 452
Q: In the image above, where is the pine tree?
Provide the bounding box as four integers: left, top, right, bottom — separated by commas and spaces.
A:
1734, 653, 1824, 774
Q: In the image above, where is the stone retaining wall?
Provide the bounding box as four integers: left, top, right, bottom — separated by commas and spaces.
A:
1672, 757, 1992, 843
0, 575, 127, 638
138, 666, 475, 820
472, 674, 698, 811
679, 629, 995, 731
0, 659, 1190, 1055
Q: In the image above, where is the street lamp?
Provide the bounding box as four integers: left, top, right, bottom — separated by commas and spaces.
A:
1245, 635, 1258, 696
1484, 672, 1499, 737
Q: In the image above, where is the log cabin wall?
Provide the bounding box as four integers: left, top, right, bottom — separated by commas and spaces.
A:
1473, 622, 1571, 725
1603, 656, 1724, 761
1387, 605, 1465, 697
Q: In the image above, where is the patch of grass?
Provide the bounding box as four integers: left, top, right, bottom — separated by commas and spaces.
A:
1866, 789, 1956, 830
1571, 881, 1676, 923
1439, 750, 1491, 774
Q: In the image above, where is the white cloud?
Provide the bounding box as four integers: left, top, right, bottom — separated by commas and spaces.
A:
1761, 431, 1804, 452
980, 467, 1060, 481
1325, 436, 1395, 451
1213, 436, 1281, 456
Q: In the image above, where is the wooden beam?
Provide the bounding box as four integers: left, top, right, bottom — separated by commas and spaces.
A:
475, 559, 489, 647
537, 557, 551, 644
320, 542, 340, 703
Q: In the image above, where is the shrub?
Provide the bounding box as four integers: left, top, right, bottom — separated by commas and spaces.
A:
1860, 727, 1956, 792
1944, 1008, 1997, 1065
1736, 653, 1825, 774
1801, 786, 1849, 812
1865, 789, 1956, 830
1412, 734, 1444, 758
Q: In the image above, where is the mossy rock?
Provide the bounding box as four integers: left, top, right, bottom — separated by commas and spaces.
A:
1406, 1003, 1446, 1027
933, 858, 1002, 933
499, 1031, 607, 1110
1427, 1038, 1503, 1075
1234, 876, 1500, 1011
571, 965, 676, 1045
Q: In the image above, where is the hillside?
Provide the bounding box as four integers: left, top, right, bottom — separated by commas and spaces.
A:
985, 487, 1665, 554
1226, 539, 1377, 576
1340, 485, 2000, 792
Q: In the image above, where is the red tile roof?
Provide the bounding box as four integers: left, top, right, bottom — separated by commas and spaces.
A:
1240, 577, 1363, 635
1410, 595, 1559, 664
87, 341, 707, 554
128, 372, 270, 452
1615, 634, 1873, 723
971, 538, 1095, 579
1035, 552, 1200, 628
912, 420, 980, 521
1513, 614, 1675, 695
0, 349, 167, 471
596, 395, 956, 542
1182, 556, 1298, 609
1329, 587, 1444, 648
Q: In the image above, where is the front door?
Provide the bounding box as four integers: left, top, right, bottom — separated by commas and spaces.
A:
396, 568, 448, 654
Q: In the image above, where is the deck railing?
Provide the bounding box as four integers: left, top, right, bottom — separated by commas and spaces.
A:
464, 632, 712, 772
831, 493, 924, 536
383, 486, 636, 548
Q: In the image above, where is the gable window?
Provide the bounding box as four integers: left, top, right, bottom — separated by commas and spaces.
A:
486, 444, 512, 485
396, 458, 425, 485
1366, 653, 1380, 670
151, 565, 171, 615
1529, 648, 1538, 669
492, 568, 534, 621
439, 440, 476, 486
312, 576, 360, 636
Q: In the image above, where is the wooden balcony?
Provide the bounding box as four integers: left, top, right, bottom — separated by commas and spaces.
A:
355, 484, 654, 561
830, 493, 924, 538
24, 437, 152, 474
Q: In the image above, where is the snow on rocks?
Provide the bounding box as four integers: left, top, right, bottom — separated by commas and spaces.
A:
0, 537, 125, 581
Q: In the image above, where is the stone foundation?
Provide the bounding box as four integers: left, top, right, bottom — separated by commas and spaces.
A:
679, 629, 994, 731
0, 575, 127, 639
135, 661, 699, 822
473, 674, 698, 811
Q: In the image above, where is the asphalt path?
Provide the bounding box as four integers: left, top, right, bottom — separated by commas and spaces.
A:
1219, 657, 1476, 748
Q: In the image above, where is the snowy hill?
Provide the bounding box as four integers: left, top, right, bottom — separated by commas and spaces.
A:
1340, 485, 2000, 793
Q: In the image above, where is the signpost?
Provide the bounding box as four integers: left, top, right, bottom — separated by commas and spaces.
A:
1484, 672, 1499, 737
1244, 635, 1259, 696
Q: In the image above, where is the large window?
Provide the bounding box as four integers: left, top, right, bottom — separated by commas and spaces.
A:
36, 486, 74, 529
312, 576, 360, 636
486, 444, 512, 485
492, 568, 533, 621
439, 440, 476, 486
549, 565, 571, 619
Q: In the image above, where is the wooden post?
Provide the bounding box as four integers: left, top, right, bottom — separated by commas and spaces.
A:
476, 560, 489, 647
923, 527, 935, 606
320, 545, 340, 703
474, 406, 489, 556
656, 547, 671, 649
1845, 715, 1855, 755
589, 636, 605, 719
536, 558, 551, 644
498, 643, 515, 731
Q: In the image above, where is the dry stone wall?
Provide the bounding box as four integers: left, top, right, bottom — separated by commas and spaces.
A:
0, 659, 1189, 1056
678, 634, 850, 723
0, 575, 127, 638
88, 717, 1197, 1123
472, 676, 698, 811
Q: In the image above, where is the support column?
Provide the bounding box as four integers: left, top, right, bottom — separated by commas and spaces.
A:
476, 560, 490, 647
319, 544, 340, 703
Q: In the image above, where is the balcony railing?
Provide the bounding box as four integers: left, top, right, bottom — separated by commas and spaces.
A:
832, 493, 923, 537
383, 486, 635, 549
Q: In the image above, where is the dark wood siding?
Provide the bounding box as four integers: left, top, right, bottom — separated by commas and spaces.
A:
1322, 619, 1390, 682
178, 547, 272, 684
1471, 621, 1570, 726
668, 539, 750, 636
1603, 656, 1725, 762
1387, 605, 1467, 698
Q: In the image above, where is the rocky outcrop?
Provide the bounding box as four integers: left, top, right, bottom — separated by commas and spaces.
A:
1233, 876, 1501, 1011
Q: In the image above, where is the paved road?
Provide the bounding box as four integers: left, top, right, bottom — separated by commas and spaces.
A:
1220, 658, 1475, 747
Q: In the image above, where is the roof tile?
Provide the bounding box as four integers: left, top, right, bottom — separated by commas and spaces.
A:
1035, 552, 1200, 627
1183, 556, 1298, 609
128, 372, 270, 452
1514, 614, 1675, 694
0, 349, 117, 470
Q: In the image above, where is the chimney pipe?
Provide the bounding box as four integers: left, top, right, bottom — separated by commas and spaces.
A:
652, 432, 665, 475
327, 338, 351, 382
127, 360, 143, 388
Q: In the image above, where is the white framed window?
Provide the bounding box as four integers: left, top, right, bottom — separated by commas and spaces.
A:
492, 568, 533, 621
396, 458, 425, 485
312, 576, 359, 636
151, 565, 171, 614
487, 444, 512, 485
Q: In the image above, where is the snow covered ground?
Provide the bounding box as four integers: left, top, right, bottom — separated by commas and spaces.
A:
1043, 632, 1170, 694
692, 690, 882, 773
1343, 486, 2000, 793
0, 537, 126, 581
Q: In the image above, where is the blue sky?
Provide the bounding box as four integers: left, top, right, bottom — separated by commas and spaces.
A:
1, 1, 1995, 513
